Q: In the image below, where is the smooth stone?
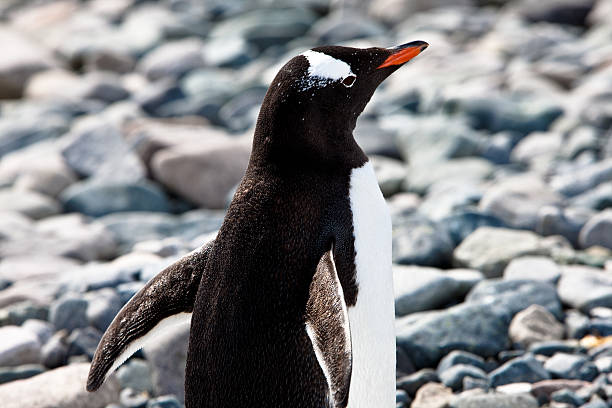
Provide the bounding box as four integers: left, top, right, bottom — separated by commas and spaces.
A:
440, 211, 506, 246
370, 155, 406, 197
49, 296, 89, 332
439, 364, 488, 391
481, 132, 518, 165
134, 79, 185, 117
0, 362, 119, 408
150, 138, 250, 209
138, 38, 205, 81
444, 94, 563, 136
0, 326, 41, 366
463, 376, 489, 392
396, 389, 409, 404
0, 116, 69, 159
96, 212, 178, 252
504, 256, 561, 284
510, 132, 562, 170
124, 118, 232, 165
537, 206, 594, 248
529, 341, 582, 357
396, 302, 510, 368
479, 174, 562, 230
396, 369, 440, 396
385, 114, 483, 169
557, 266, 612, 312
132, 237, 189, 258
0, 301, 49, 326
144, 323, 190, 402
594, 356, 612, 373
451, 392, 539, 408
437, 350, 486, 373
466, 279, 562, 320
85, 289, 123, 332
40, 332, 68, 369
517, 0, 595, 26
0, 189, 60, 220
408, 158, 493, 195
202, 37, 255, 68
3, 213, 118, 262
0, 364, 44, 385
0, 142, 76, 198
209, 8, 317, 50
550, 159, 612, 198
21, 320, 53, 345
393, 266, 466, 316
530, 379, 590, 401
444, 269, 484, 297
509, 305, 565, 347
61, 117, 145, 182
0, 27, 59, 98
217, 86, 265, 132
67, 327, 102, 360
146, 395, 183, 408
579, 400, 608, 408
419, 184, 483, 221
392, 216, 455, 267
25, 70, 129, 104
489, 354, 551, 387
309, 10, 385, 44
544, 353, 599, 381
551, 388, 585, 406
453, 227, 552, 278
571, 183, 612, 211
368, 0, 472, 25
411, 382, 455, 408
353, 119, 402, 159
116, 359, 153, 393
579, 210, 612, 250
61, 181, 170, 217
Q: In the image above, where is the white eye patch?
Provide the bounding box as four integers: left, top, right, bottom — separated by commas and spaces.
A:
299, 50, 356, 90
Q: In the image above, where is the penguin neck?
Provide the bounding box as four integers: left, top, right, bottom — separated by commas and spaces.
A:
248, 97, 367, 173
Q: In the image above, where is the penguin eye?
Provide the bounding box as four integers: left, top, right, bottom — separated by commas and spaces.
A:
342, 75, 356, 88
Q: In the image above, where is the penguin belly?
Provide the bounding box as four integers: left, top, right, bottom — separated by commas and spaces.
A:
347, 161, 395, 407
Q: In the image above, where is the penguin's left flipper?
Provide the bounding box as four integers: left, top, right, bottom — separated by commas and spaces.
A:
305, 247, 352, 408
86, 240, 214, 392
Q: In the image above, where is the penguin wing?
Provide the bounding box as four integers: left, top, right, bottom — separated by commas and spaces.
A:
305, 247, 352, 408
86, 240, 214, 392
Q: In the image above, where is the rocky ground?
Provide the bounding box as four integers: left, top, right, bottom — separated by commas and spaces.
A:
0, 0, 611, 407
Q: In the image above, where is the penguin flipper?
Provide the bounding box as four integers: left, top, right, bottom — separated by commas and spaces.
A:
86, 241, 214, 392
305, 248, 352, 408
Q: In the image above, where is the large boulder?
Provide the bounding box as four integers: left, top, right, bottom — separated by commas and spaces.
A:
151, 137, 251, 209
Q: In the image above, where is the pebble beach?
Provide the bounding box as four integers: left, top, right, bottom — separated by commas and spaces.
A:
0, 0, 611, 407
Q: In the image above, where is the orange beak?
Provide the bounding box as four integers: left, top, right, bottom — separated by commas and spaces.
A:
377, 41, 429, 69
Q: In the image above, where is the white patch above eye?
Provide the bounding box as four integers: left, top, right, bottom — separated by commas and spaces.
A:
302, 50, 354, 81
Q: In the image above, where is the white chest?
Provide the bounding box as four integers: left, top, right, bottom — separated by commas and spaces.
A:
347, 161, 395, 408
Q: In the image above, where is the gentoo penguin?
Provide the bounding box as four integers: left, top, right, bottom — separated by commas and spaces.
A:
87, 41, 428, 407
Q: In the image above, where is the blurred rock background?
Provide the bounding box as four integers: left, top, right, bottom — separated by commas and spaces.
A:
0, 0, 611, 407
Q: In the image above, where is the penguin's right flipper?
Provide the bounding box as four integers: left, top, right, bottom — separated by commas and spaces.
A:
305, 248, 352, 408
86, 240, 214, 392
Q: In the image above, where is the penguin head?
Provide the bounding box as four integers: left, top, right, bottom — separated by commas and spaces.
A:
253, 41, 428, 167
